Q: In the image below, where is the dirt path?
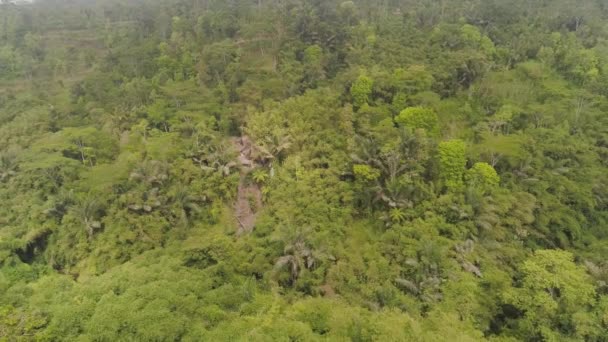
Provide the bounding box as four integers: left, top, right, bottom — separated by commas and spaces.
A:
232, 136, 262, 235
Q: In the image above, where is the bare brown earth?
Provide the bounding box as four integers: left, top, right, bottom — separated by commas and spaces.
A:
232, 136, 262, 235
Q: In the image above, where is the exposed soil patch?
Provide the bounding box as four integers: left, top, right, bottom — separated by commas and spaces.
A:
232, 136, 262, 235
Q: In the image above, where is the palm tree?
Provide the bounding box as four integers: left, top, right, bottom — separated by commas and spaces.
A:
352, 130, 428, 214
252, 134, 291, 166
394, 239, 447, 303
274, 238, 315, 285
190, 140, 237, 176
70, 196, 104, 240
44, 189, 75, 219
585, 260, 608, 294
454, 239, 482, 277
102, 111, 131, 138
170, 185, 202, 227
351, 135, 382, 170
174, 113, 197, 138
129, 160, 169, 186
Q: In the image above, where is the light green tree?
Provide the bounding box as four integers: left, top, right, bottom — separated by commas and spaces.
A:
395, 107, 439, 135
353, 164, 381, 182
438, 140, 467, 191
465, 162, 499, 191
303, 44, 325, 88
504, 250, 600, 340
351, 75, 373, 108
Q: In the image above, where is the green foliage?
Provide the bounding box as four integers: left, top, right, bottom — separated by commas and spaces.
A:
1, 0, 608, 340
353, 164, 381, 182
28, 127, 119, 168
303, 45, 326, 88
389, 208, 406, 223
438, 140, 467, 191
351, 75, 373, 108
392, 65, 435, 95
395, 106, 439, 135
251, 168, 269, 184
503, 250, 602, 340
466, 162, 500, 191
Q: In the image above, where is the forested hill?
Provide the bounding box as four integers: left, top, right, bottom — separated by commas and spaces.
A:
1, 0, 608, 340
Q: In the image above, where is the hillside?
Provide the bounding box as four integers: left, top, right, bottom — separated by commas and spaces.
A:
1, 0, 608, 340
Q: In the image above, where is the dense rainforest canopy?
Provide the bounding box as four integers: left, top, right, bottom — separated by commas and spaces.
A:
1, 0, 608, 340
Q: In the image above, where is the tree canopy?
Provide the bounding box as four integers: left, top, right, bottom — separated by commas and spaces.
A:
1, 0, 608, 340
